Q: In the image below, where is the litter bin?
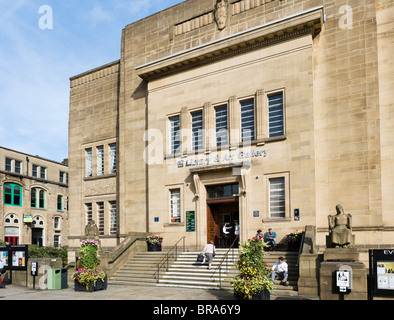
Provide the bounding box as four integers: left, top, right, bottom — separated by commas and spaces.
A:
61, 268, 68, 289
47, 268, 61, 290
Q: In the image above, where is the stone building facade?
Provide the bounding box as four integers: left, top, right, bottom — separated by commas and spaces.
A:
0, 147, 69, 247
68, 0, 394, 252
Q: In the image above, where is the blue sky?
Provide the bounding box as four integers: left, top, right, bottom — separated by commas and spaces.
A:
0, 0, 184, 162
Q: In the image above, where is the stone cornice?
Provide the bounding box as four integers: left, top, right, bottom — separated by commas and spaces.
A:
136, 6, 324, 81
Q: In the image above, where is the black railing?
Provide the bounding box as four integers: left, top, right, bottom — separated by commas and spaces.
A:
108, 237, 144, 265
210, 236, 239, 289
154, 236, 186, 284
296, 232, 306, 267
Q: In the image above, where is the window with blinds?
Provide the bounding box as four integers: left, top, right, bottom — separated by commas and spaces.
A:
191, 111, 203, 151
109, 201, 117, 235
170, 189, 181, 223
215, 105, 228, 147
268, 93, 284, 137
109, 144, 117, 174
169, 116, 181, 154
85, 148, 92, 177
97, 202, 104, 235
241, 99, 255, 142
85, 203, 92, 225
269, 177, 285, 218
97, 146, 104, 176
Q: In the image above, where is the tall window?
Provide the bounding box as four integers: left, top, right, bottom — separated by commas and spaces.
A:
97, 202, 104, 236
268, 92, 284, 137
109, 201, 117, 235
54, 235, 60, 248
57, 195, 63, 211
31, 188, 37, 208
109, 144, 117, 174
97, 146, 104, 176
241, 99, 255, 142
39, 190, 45, 209
32, 165, 38, 178
4, 183, 22, 207
54, 217, 60, 230
191, 111, 203, 151
15, 160, 21, 174
269, 177, 285, 218
215, 105, 228, 147
169, 116, 180, 154
85, 148, 92, 177
170, 189, 181, 223
5, 158, 12, 172
40, 167, 46, 179
85, 203, 92, 225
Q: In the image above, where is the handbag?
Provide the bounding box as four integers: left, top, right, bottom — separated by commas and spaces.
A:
197, 253, 205, 262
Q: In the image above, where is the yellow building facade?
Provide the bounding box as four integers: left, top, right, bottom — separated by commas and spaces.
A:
68, 0, 394, 255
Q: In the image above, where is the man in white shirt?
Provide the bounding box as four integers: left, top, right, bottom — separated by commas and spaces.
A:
271, 257, 288, 285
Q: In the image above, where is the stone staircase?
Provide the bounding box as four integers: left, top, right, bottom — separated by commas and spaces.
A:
109, 249, 299, 296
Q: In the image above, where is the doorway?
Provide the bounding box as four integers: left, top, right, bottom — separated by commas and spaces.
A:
206, 183, 240, 248
32, 228, 44, 247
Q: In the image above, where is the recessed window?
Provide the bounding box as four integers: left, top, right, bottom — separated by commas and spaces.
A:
4, 183, 22, 207
269, 177, 285, 218
169, 116, 181, 154
109, 144, 117, 174
170, 189, 181, 223
97, 202, 104, 235
191, 111, 203, 151
57, 195, 63, 211
109, 201, 117, 235
85, 148, 92, 177
268, 92, 284, 137
215, 105, 228, 147
97, 146, 104, 176
241, 99, 255, 142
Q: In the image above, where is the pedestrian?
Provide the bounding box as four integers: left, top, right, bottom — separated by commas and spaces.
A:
271, 257, 288, 286
201, 240, 216, 270
255, 229, 263, 240
234, 221, 240, 248
265, 228, 277, 251
222, 223, 232, 247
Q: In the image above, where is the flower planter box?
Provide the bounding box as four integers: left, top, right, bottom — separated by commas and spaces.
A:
74, 275, 107, 292
234, 289, 270, 301
147, 243, 162, 252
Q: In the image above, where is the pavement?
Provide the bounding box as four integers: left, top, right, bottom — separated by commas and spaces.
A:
0, 283, 318, 300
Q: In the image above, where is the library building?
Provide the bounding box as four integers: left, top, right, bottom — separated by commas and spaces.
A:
68, 0, 394, 296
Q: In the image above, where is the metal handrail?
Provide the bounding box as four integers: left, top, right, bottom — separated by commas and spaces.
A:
296, 232, 306, 267
210, 236, 239, 288
154, 236, 186, 283
108, 237, 144, 265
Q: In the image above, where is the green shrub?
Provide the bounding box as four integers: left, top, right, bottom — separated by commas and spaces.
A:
28, 245, 68, 266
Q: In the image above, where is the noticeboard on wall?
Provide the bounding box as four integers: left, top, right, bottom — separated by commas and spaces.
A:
186, 211, 196, 232
370, 249, 394, 296
0, 245, 29, 271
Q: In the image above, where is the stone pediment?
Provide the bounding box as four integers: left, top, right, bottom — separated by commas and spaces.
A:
136, 6, 324, 81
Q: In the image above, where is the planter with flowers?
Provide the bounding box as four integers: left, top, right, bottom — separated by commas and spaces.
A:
286, 230, 304, 251
231, 237, 275, 300
72, 239, 107, 292
146, 235, 163, 252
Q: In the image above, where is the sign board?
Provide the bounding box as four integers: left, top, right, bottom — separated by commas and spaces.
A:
10, 245, 28, 270
0, 246, 8, 268
369, 249, 394, 296
336, 270, 351, 293
23, 215, 33, 223
186, 211, 196, 232
31, 262, 38, 276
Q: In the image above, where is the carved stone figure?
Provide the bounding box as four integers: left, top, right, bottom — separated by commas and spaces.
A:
85, 220, 99, 238
214, 0, 228, 30
328, 204, 353, 248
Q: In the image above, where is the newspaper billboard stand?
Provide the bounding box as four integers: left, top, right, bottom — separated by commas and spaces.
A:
0, 245, 29, 286
369, 249, 394, 300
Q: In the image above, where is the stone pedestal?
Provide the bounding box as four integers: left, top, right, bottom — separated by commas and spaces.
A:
320, 248, 367, 300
